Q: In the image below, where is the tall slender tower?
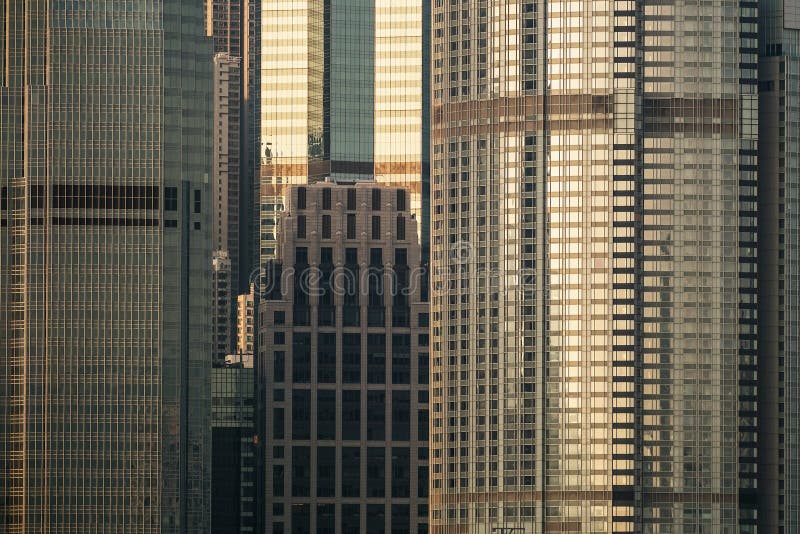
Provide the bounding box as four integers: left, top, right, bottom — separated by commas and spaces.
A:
258, 0, 428, 267
759, 0, 800, 531
0, 2, 213, 531
430, 1, 759, 532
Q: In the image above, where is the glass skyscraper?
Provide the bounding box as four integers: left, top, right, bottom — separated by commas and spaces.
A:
258, 0, 428, 267
759, 0, 800, 531
1, 2, 213, 531
430, 1, 758, 532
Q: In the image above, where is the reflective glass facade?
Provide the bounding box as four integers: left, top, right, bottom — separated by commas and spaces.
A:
0, 1, 212, 531
259, 1, 427, 267
430, 1, 758, 532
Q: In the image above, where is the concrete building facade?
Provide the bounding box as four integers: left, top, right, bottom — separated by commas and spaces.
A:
259, 183, 430, 532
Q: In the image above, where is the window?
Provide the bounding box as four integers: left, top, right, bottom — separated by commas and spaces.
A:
392, 335, 411, 384
273, 408, 284, 439
291, 503, 310, 534
297, 187, 306, 209
368, 334, 386, 384
292, 447, 311, 497
418, 353, 429, 384
367, 448, 386, 498
322, 187, 331, 210
347, 213, 356, 239
274, 311, 285, 325
396, 216, 406, 240
367, 504, 386, 533
396, 189, 406, 211
273, 351, 285, 382
342, 504, 360, 534
418, 409, 429, 441
418, 465, 429, 497
317, 333, 336, 383
292, 333, 311, 382
368, 391, 386, 440
347, 188, 357, 210
297, 215, 306, 238
164, 187, 178, 211
341, 449, 361, 497
343, 334, 361, 383
392, 391, 410, 441
342, 390, 360, 440
317, 448, 336, 498
274, 332, 285, 345
193, 189, 201, 213
292, 390, 310, 440
372, 188, 381, 210
317, 390, 336, 440
273, 464, 284, 496
317, 505, 335, 534
372, 216, 381, 239
322, 214, 331, 238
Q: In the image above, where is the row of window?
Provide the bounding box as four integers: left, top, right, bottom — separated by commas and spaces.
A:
296, 213, 407, 241
273, 346, 429, 385
296, 187, 407, 212
272, 446, 427, 500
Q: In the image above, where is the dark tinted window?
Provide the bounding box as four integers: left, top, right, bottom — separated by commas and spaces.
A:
293, 333, 311, 382
367, 448, 386, 498
343, 334, 361, 383
342, 390, 360, 440
372, 216, 381, 239
341, 448, 360, 497
274, 351, 285, 382
322, 214, 331, 238
392, 334, 411, 384
273, 408, 284, 439
297, 215, 306, 238
367, 504, 385, 533
372, 188, 381, 210
367, 334, 386, 384
164, 187, 178, 211
347, 213, 356, 239
297, 187, 306, 209
292, 446, 310, 497
392, 504, 410, 533
347, 188, 357, 210
392, 390, 410, 441
317, 332, 336, 383
322, 188, 331, 210
367, 391, 386, 441
341, 504, 360, 534
273, 464, 284, 496
396, 189, 406, 211
292, 390, 311, 440
292, 503, 310, 534
418, 409, 429, 441
317, 448, 335, 498
396, 215, 405, 240
392, 448, 410, 498
317, 390, 336, 440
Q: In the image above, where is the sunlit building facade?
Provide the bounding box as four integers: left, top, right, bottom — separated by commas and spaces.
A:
258, 1, 427, 267
430, 1, 758, 532
0, 1, 213, 531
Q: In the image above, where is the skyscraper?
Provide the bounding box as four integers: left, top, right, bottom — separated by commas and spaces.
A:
0, 2, 213, 531
259, 183, 430, 532
206, 0, 260, 290
430, 1, 758, 532
258, 0, 428, 267
759, 1, 800, 530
